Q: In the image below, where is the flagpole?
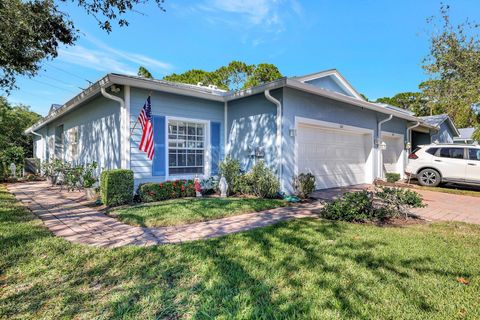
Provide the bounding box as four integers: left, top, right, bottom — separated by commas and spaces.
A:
129, 93, 152, 137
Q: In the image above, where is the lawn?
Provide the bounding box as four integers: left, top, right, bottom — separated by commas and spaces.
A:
109, 197, 287, 227
1, 184, 480, 319
415, 184, 480, 197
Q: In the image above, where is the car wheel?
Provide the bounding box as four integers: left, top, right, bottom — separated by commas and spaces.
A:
418, 169, 441, 187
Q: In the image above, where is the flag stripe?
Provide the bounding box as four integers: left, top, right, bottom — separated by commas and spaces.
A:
136, 96, 154, 160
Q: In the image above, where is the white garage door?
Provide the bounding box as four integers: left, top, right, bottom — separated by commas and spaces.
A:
297, 124, 373, 189
382, 134, 404, 176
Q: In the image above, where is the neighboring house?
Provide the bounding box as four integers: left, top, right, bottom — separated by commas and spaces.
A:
454, 127, 477, 144
413, 114, 460, 148
27, 69, 442, 193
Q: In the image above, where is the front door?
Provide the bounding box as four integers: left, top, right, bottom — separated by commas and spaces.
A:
466, 148, 480, 183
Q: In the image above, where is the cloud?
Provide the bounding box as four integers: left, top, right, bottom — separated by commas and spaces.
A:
197, 0, 303, 31
58, 35, 173, 76
193, 0, 304, 46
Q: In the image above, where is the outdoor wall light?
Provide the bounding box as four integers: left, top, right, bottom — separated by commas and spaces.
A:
379, 141, 387, 151
405, 142, 411, 150
289, 128, 297, 137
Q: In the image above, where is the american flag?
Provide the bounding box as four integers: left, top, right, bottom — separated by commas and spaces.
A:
138, 96, 154, 160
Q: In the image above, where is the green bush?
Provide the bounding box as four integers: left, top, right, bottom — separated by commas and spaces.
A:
321, 187, 425, 222
100, 169, 134, 207
386, 173, 401, 183
293, 173, 316, 199
322, 190, 374, 222
219, 156, 241, 195
138, 179, 195, 203
249, 161, 280, 198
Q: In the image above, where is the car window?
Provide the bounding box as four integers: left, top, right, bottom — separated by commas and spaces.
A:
469, 149, 480, 161
426, 147, 438, 155
439, 148, 464, 159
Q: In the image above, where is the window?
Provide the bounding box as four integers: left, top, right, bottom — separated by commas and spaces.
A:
69, 128, 79, 159
168, 120, 205, 174
426, 147, 439, 155
439, 148, 464, 159
469, 149, 480, 161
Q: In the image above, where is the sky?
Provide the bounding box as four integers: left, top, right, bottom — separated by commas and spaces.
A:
7, 0, 480, 116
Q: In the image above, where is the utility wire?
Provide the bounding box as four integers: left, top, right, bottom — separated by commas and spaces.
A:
30, 78, 78, 93
47, 64, 94, 84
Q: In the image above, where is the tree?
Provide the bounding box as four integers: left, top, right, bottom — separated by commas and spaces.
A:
0, 0, 165, 92
376, 92, 430, 116
0, 97, 41, 158
421, 4, 480, 128
163, 61, 283, 91
137, 66, 153, 79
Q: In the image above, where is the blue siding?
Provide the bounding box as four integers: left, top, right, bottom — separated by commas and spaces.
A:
40, 95, 121, 170
431, 121, 454, 143
152, 115, 166, 176
282, 88, 409, 193
211, 121, 221, 175
305, 75, 353, 97
227, 91, 279, 172
130, 88, 225, 185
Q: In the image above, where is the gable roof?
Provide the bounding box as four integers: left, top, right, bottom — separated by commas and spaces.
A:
419, 114, 460, 137
26, 71, 438, 133
457, 127, 475, 140
291, 69, 366, 101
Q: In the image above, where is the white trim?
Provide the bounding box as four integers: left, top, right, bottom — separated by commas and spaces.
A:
293, 69, 365, 101
124, 85, 131, 169
224, 101, 229, 156
164, 116, 211, 181
294, 117, 375, 187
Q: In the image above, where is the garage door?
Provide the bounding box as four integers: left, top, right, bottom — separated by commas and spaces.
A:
297, 124, 373, 189
382, 134, 404, 176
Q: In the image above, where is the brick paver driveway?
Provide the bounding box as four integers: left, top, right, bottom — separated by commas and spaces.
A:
313, 185, 480, 225
7, 182, 321, 248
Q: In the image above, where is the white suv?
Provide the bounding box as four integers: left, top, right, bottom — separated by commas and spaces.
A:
405, 144, 480, 187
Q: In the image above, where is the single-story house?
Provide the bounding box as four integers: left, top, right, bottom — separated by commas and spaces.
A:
454, 127, 477, 144
26, 69, 451, 193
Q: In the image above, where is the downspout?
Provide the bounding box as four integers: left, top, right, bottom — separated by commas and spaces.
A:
406, 121, 421, 152
224, 101, 228, 156
264, 90, 283, 191
376, 114, 393, 179
100, 85, 126, 169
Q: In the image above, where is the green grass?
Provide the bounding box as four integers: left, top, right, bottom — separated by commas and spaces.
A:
1, 184, 480, 319
109, 197, 288, 227
415, 184, 480, 197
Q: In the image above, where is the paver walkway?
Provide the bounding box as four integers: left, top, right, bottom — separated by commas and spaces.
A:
313, 184, 480, 224
7, 182, 322, 248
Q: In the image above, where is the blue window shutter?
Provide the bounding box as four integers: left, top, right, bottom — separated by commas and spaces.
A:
211, 122, 221, 175
152, 116, 166, 176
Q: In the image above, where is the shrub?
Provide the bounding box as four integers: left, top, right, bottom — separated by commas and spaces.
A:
386, 173, 401, 183
293, 173, 316, 199
375, 187, 425, 219
249, 161, 280, 198
321, 187, 425, 222
322, 190, 374, 222
219, 156, 241, 195
235, 172, 254, 195
100, 169, 134, 207
200, 176, 218, 195
82, 162, 98, 188
138, 179, 195, 202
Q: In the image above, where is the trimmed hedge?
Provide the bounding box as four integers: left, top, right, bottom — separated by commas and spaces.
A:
100, 169, 134, 207
138, 179, 195, 203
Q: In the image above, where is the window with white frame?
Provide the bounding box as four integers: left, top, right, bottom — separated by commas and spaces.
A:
168, 120, 205, 174
69, 127, 79, 159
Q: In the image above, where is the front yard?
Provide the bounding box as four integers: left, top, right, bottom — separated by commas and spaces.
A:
1, 184, 479, 319
109, 197, 287, 227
